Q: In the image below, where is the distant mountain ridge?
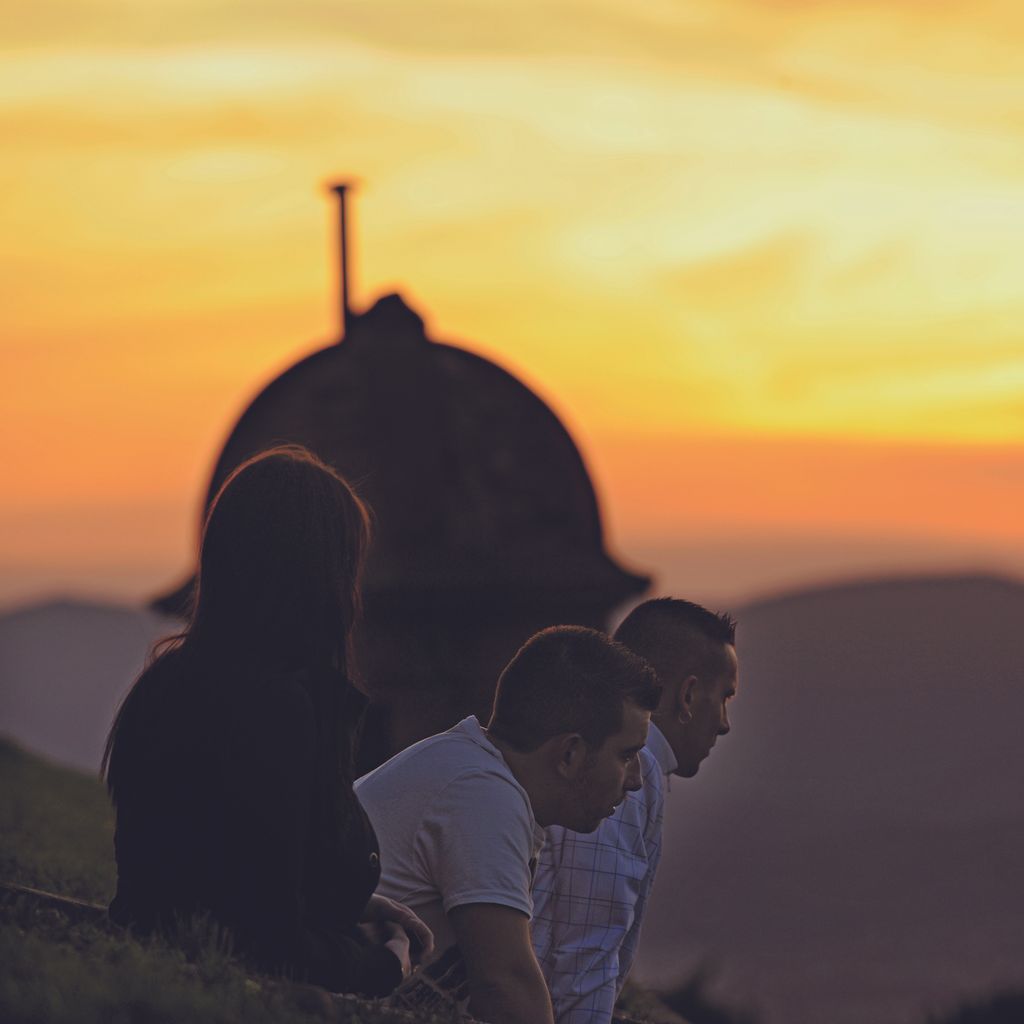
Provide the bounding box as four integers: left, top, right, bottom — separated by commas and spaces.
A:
0, 598, 175, 774
740, 567, 1023, 605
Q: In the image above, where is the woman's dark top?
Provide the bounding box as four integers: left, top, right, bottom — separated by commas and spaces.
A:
107, 647, 402, 996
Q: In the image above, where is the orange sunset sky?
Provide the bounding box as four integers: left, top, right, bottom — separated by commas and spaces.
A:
2, 0, 1023, 608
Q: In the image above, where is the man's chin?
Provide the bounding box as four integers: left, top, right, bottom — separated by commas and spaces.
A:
571, 813, 608, 834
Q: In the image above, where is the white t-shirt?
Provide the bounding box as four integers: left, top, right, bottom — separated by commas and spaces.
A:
355, 715, 546, 955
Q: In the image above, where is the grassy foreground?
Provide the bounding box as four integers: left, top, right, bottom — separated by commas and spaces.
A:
0, 736, 116, 903
0, 738, 466, 1024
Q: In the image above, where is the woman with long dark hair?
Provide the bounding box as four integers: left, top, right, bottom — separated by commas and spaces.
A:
103, 445, 429, 995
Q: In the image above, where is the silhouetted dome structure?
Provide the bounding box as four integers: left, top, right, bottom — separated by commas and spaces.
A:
153, 185, 649, 766
156, 292, 646, 619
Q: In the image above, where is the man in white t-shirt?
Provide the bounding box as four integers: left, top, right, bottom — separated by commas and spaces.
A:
355, 625, 661, 1024
531, 599, 739, 1024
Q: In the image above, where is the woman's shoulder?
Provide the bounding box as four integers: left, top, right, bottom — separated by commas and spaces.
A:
106, 643, 197, 790
118, 643, 188, 719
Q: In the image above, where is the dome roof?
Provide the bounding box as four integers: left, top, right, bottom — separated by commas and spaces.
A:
155, 293, 647, 615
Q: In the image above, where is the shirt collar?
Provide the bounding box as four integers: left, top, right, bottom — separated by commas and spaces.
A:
456, 714, 493, 749
646, 720, 677, 777
457, 716, 546, 853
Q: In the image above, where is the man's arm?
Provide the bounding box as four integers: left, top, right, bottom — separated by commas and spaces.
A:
450, 903, 554, 1024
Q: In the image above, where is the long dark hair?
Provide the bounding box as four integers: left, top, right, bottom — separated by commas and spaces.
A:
103, 445, 372, 785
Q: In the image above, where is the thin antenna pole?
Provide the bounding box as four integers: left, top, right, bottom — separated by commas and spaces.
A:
329, 181, 354, 340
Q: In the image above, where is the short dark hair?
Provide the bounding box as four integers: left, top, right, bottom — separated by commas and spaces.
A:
614, 598, 736, 686
487, 625, 660, 752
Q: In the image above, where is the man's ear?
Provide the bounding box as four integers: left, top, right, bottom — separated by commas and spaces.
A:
676, 675, 699, 725
549, 733, 588, 780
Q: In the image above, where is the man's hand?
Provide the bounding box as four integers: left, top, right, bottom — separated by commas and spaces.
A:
361, 893, 434, 965
381, 920, 412, 978
449, 903, 554, 1024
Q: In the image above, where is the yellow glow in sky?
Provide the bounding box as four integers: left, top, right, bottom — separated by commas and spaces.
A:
2, 0, 1023, 604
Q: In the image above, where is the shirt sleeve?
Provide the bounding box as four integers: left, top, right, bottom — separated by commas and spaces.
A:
531, 749, 664, 1024
417, 769, 536, 919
